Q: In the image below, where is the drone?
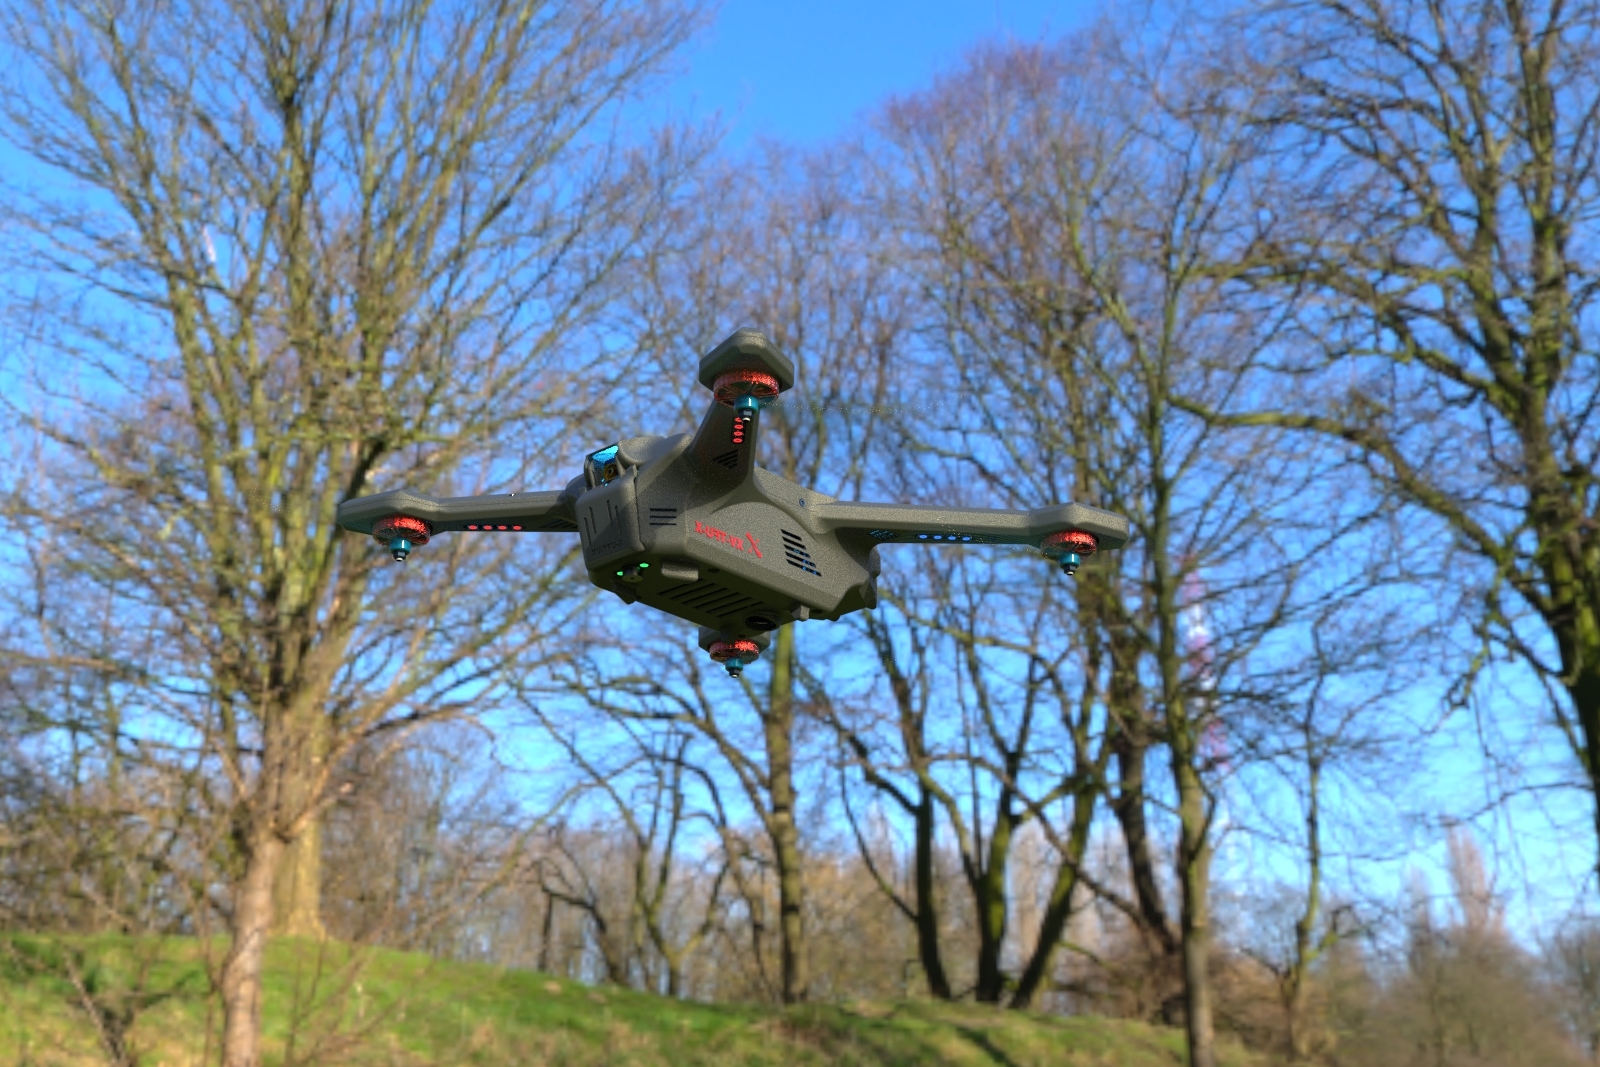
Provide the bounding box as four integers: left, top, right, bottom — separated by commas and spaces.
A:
336, 330, 1131, 677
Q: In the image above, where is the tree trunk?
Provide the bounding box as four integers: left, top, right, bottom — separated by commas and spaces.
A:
220, 831, 284, 1067
665, 957, 682, 999
271, 818, 325, 939
913, 787, 952, 999
1110, 725, 1177, 956
264, 668, 334, 942
1283, 749, 1327, 1063
973, 798, 1015, 1003
1286, 978, 1314, 1064
763, 624, 808, 1003
1011, 784, 1096, 1009
538, 893, 556, 973
1110, 721, 1185, 1021
1173, 753, 1216, 1067
1558, 603, 1600, 886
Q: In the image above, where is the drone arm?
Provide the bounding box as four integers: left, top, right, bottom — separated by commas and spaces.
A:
687, 329, 795, 480
337, 487, 577, 538
813, 500, 1130, 550
687, 399, 755, 477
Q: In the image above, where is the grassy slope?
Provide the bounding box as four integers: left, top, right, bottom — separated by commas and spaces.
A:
0, 936, 1260, 1066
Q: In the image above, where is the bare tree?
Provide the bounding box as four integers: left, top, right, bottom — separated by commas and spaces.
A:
823, 603, 958, 1001
1206, 0, 1600, 885
1548, 918, 1600, 1062
526, 713, 729, 997
543, 148, 902, 1005
0, 0, 701, 1061
870, 30, 1374, 1065
818, 544, 1114, 1008
1231, 605, 1419, 1062
1341, 845, 1587, 1067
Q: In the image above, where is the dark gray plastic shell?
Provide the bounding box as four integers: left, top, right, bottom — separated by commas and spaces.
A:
335, 329, 1133, 643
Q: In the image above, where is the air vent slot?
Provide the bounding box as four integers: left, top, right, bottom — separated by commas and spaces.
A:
711, 449, 740, 470
782, 529, 821, 577
648, 506, 678, 527
663, 580, 759, 619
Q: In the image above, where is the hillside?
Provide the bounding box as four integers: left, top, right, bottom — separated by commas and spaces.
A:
0, 936, 1259, 1066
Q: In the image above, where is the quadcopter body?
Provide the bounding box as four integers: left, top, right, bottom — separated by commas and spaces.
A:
336, 330, 1131, 675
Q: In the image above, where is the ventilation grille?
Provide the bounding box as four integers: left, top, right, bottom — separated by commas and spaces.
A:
647, 506, 678, 527
782, 529, 821, 577
662, 580, 760, 619
711, 449, 740, 470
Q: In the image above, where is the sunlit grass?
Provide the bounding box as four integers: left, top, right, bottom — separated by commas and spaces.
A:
0, 934, 1259, 1065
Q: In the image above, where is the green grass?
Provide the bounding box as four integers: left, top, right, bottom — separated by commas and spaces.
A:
0, 934, 1260, 1066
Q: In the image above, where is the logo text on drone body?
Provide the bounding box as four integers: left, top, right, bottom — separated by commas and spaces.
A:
694, 521, 763, 558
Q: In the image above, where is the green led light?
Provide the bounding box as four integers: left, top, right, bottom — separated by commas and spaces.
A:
639, 562, 649, 568
616, 570, 624, 576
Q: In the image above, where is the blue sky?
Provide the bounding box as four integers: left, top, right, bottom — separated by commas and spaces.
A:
663, 0, 1096, 148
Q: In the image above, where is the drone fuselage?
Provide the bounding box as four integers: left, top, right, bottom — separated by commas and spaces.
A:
335, 329, 1132, 665
569, 431, 878, 635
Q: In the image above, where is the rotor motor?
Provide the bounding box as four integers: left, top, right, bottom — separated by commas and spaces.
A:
708, 638, 764, 678
1043, 530, 1098, 577
713, 370, 779, 446
373, 515, 432, 563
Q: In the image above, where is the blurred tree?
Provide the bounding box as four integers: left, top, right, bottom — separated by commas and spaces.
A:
1233, 610, 1411, 1063
526, 717, 729, 996
821, 545, 1111, 1007
1546, 918, 1600, 1061
1338, 846, 1586, 1067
